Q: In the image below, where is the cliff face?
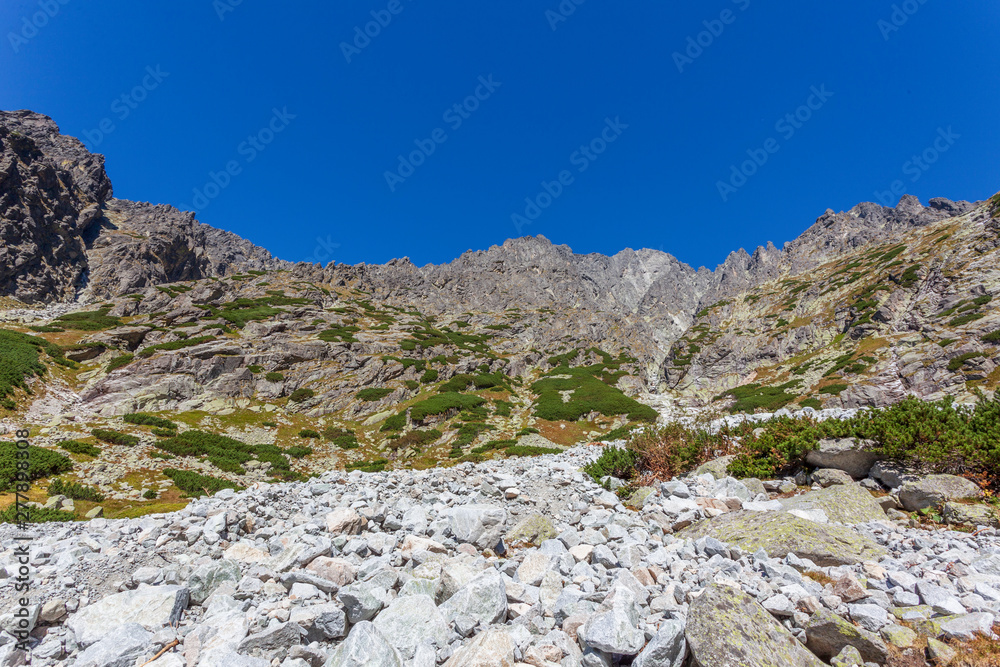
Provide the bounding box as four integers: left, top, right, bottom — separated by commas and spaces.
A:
0, 110, 284, 304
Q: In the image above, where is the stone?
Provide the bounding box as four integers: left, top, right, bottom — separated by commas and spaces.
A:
926, 638, 958, 665
400, 535, 447, 560
805, 439, 880, 478
869, 461, 917, 489
804, 609, 889, 664
897, 475, 984, 512
338, 582, 389, 623
290, 603, 347, 642
848, 603, 890, 632
443, 628, 516, 667
693, 456, 735, 480
578, 587, 645, 655
686, 583, 825, 667
829, 645, 864, 667
880, 624, 918, 649
189, 559, 241, 604
506, 513, 558, 545
323, 621, 403, 667
67, 585, 189, 646
39, 599, 66, 622
517, 552, 553, 587
942, 502, 999, 528
812, 469, 853, 488
633, 619, 686, 667
326, 508, 367, 535
448, 505, 507, 551
372, 595, 450, 660
85, 506, 104, 519
237, 622, 305, 654
306, 557, 357, 586
778, 483, 886, 525
74, 623, 153, 667
938, 613, 997, 641
440, 568, 507, 625
680, 510, 885, 566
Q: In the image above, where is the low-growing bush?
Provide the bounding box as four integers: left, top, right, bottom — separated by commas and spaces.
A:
716, 381, 800, 413
138, 336, 216, 358
345, 459, 387, 473
265, 372, 285, 382
380, 413, 406, 432
91, 428, 140, 447
164, 468, 243, 497
54, 307, 122, 331
155, 430, 291, 474
0, 328, 67, 409
289, 388, 315, 402
286, 445, 314, 459
57, 440, 101, 457
410, 393, 485, 422
150, 428, 176, 437
388, 429, 441, 451
123, 413, 177, 430
583, 447, 641, 484
323, 427, 359, 449
299, 429, 321, 439
143, 489, 158, 499
420, 369, 439, 384
106, 354, 134, 372
0, 442, 74, 491
504, 445, 561, 457
48, 478, 104, 502
0, 505, 76, 524
516, 427, 540, 436
357, 387, 393, 402
531, 366, 657, 422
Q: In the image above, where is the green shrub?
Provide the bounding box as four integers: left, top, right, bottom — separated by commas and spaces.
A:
318, 325, 360, 343
493, 400, 512, 417
716, 381, 800, 413
504, 445, 561, 457
143, 489, 158, 499
247, 365, 264, 374
799, 398, 823, 409
601, 424, 639, 441
983, 330, 1000, 345
265, 372, 285, 382
150, 451, 174, 460
164, 468, 243, 497
404, 380, 419, 390
948, 353, 984, 371
155, 430, 291, 474
48, 478, 104, 502
286, 445, 314, 458
54, 307, 122, 331
107, 354, 134, 372
91, 428, 140, 447
583, 447, 641, 483
150, 427, 176, 437
0, 442, 74, 492
345, 459, 388, 473
818, 384, 848, 395
357, 387, 393, 402
123, 413, 177, 430
138, 336, 216, 358
420, 369, 439, 384
516, 427, 540, 436
387, 429, 441, 451
299, 429, 321, 439
0, 328, 67, 408
57, 440, 101, 457
0, 505, 76, 524
263, 421, 278, 428
289, 388, 315, 402
531, 366, 657, 422
410, 393, 485, 422
323, 426, 360, 449
380, 413, 407, 432
28, 325, 65, 333
950, 312, 986, 327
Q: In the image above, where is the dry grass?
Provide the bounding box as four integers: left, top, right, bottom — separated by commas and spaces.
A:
630, 423, 737, 484
949, 628, 1000, 666
802, 570, 834, 587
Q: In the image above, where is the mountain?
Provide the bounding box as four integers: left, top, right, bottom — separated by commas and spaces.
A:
1, 108, 999, 488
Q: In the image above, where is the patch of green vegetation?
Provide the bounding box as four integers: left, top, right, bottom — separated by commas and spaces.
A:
388, 429, 441, 451
0, 505, 76, 524
583, 447, 640, 484
150, 451, 174, 460
877, 245, 907, 263
799, 398, 822, 409
983, 331, 1000, 345
198, 295, 311, 329
823, 352, 858, 377
48, 478, 104, 502
357, 387, 393, 402
28, 325, 65, 333
380, 413, 407, 432
289, 388, 315, 402
714, 381, 800, 414
493, 400, 512, 417
143, 489, 158, 499
123, 413, 177, 430
53, 307, 122, 331
156, 430, 295, 475
516, 427, 540, 436
265, 372, 284, 382
319, 324, 361, 343
898, 264, 922, 289
107, 354, 134, 372
286, 445, 314, 458
0, 442, 74, 492
410, 393, 486, 422
164, 468, 243, 497
57, 440, 101, 457
438, 372, 509, 393
949, 312, 986, 327
531, 366, 657, 422
323, 426, 359, 449
602, 424, 639, 441
973, 294, 994, 307
0, 328, 70, 409
818, 384, 848, 395
345, 459, 388, 473
247, 364, 264, 374
504, 445, 561, 457
938, 339, 957, 348
299, 429, 321, 439
138, 336, 216, 358
92, 428, 140, 447
420, 369, 439, 384
548, 349, 581, 367
948, 353, 984, 372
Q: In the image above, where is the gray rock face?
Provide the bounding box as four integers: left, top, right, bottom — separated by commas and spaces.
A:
372, 595, 449, 660
448, 505, 507, 551
778, 483, 886, 525
189, 559, 241, 604
67, 584, 189, 646
578, 587, 646, 655
685, 583, 825, 667
804, 609, 889, 664
897, 474, 984, 511
632, 619, 686, 667
440, 569, 507, 625
73, 623, 152, 667
805, 439, 880, 478
323, 621, 403, 667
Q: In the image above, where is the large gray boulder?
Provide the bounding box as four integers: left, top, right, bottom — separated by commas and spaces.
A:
942, 502, 1000, 527
74, 623, 152, 667
578, 587, 646, 655
779, 483, 886, 524
189, 559, 241, 604
897, 475, 984, 511
804, 609, 889, 664
633, 619, 687, 667
685, 583, 825, 666
805, 438, 879, 478
323, 621, 403, 667
443, 628, 516, 667
448, 505, 507, 551
680, 510, 885, 566
67, 585, 189, 646
440, 569, 507, 625
372, 595, 450, 660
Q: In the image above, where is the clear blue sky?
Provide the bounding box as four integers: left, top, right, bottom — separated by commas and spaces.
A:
3, 1, 998, 269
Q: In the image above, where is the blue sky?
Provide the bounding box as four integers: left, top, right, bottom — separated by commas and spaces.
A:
2, 1, 998, 270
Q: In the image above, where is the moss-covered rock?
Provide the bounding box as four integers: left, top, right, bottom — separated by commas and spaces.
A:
804, 609, 889, 664
504, 513, 557, 546
693, 456, 735, 480
686, 583, 825, 667
779, 483, 886, 525
680, 510, 886, 566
